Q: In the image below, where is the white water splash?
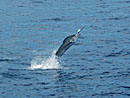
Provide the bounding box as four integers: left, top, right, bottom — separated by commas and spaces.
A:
30, 50, 61, 70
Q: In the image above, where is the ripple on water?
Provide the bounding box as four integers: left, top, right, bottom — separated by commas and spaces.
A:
0, 0, 130, 98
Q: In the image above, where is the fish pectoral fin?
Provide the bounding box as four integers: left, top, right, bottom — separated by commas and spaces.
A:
70, 40, 73, 42
70, 39, 75, 42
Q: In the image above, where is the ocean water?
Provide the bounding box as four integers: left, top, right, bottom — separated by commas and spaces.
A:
0, 0, 130, 98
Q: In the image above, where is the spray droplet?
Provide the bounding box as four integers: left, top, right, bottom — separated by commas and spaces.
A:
29, 50, 61, 70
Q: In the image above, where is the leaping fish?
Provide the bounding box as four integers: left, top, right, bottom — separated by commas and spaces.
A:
55, 26, 85, 57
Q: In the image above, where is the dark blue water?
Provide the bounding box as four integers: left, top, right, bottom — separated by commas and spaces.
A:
0, 0, 130, 98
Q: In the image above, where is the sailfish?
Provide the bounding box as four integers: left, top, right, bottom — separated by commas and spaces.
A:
55, 26, 85, 57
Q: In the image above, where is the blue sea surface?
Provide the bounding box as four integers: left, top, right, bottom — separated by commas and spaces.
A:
0, 0, 130, 98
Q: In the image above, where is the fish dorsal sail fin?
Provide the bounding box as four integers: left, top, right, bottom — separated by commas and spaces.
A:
63, 35, 74, 43
63, 26, 85, 43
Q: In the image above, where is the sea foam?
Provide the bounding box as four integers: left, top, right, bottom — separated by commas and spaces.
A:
30, 50, 61, 70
